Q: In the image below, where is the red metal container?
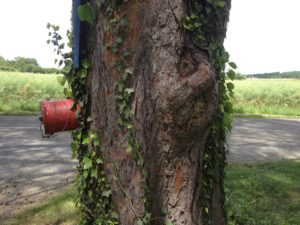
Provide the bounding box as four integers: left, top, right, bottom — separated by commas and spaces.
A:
40, 99, 80, 136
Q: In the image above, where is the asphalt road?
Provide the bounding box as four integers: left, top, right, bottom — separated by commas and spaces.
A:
0, 116, 299, 221
0, 116, 76, 221
228, 118, 300, 163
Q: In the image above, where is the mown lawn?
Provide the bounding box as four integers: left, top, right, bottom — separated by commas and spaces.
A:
226, 160, 300, 225
7, 161, 300, 225
6, 188, 80, 225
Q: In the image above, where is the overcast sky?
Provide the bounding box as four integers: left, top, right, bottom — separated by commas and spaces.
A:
0, 0, 300, 74
0, 0, 72, 68
224, 0, 300, 74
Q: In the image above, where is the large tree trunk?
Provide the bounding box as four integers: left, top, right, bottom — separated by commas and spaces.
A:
81, 1, 231, 224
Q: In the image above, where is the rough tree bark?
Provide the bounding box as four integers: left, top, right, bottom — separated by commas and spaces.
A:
83, 1, 231, 224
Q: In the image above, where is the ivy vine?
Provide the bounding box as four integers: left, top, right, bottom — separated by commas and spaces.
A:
48, 1, 151, 224
47, 0, 235, 224
47, 6, 118, 223
104, 2, 152, 224
184, 1, 236, 225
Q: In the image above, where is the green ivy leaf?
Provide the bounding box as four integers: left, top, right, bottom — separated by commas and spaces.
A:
226, 82, 234, 92
63, 88, 72, 98
221, 51, 230, 63
224, 101, 233, 113
126, 144, 132, 154
228, 62, 237, 69
57, 76, 66, 86
115, 36, 123, 45
78, 68, 87, 78
125, 88, 134, 95
96, 158, 103, 164
125, 67, 133, 74
183, 20, 194, 30
102, 190, 112, 197
91, 169, 97, 178
71, 142, 77, 152
111, 60, 117, 66
82, 134, 89, 145
116, 95, 124, 101
115, 81, 122, 90
83, 157, 92, 170
118, 102, 126, 113
81, 58, 91, 69
111, 211, 119, 219
112, 47, 118, 54
223, 113, 233, 131
93, 138, 100, 147
137, 219, 144, 225
89, 132, 96, 139
77, 4, 94, 25
124, 109, 132, 119
123, 48, 130, 57
214, 1, 226, 8
119, 17, 129, 27
143, 213, 151, 223
83, 170, 89, 178
63, 65, 72, 74
227, 69, 236, 80
166, 219, 174, 225
190, 13, 197, 19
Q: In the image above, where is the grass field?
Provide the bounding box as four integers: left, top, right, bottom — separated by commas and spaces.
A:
0, 71, 299, 117
8, 161, 300, 225
0, 71, 64, 115
233, 79, 300, 117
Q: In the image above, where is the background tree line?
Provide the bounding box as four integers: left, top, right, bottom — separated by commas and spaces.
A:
0, 56, 60, 74
246, 71, 300, 79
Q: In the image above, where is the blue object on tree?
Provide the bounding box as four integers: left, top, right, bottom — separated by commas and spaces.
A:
73, 0, 81, 69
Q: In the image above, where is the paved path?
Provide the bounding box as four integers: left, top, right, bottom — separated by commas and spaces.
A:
0, 116, 299, 221
228, 118, 300, 163
0, 116, 76, 221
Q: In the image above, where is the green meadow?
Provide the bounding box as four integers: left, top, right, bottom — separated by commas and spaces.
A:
0, 71, 64, 115
0, 71, 299, 117
233, 79, 300, 117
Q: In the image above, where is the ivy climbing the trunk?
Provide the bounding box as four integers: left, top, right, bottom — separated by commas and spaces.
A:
48, 0, 234, 224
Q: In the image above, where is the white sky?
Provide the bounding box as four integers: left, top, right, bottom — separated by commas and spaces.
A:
225, 0, 300, 74
0, 0, 300, 74
0, 0, 72, 68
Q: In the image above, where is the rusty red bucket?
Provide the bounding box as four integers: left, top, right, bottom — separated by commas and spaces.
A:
40, 99, 80, 136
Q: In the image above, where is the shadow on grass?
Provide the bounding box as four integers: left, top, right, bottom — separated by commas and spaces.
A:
226, 160, 300, 225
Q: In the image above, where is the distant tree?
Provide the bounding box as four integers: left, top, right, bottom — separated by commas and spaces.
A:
235, 72, 246, 80
11, 57, 39, 72
0, 56, 5, 63
0, 56, 61, 74
248, 71, 300, 79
